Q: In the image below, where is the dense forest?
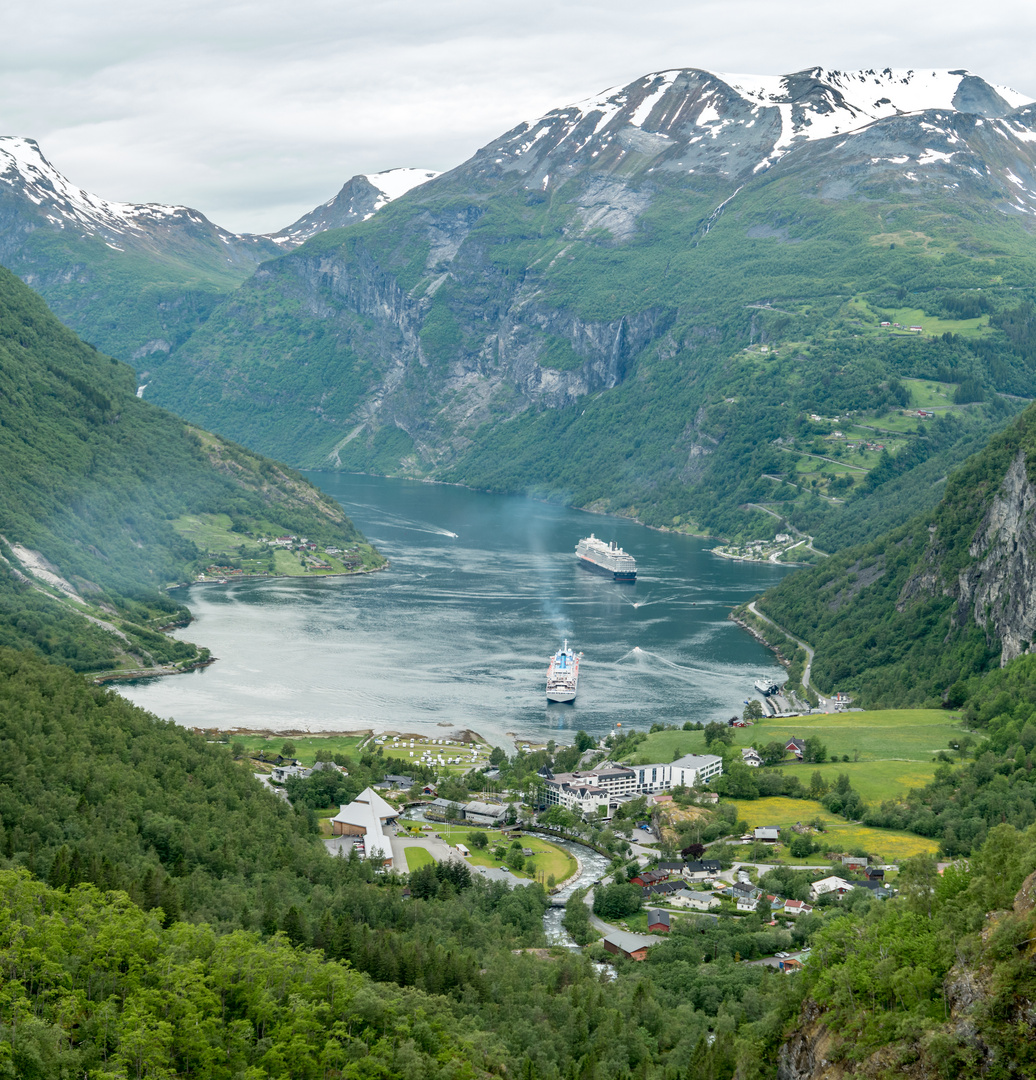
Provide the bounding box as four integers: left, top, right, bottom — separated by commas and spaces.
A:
0, 265, 380, 672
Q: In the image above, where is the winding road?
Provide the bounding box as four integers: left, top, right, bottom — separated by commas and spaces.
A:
747, 601, 822, 702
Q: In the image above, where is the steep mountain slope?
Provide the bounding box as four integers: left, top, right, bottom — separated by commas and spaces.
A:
0, 137, 436, 364
0, 264, 380, 675
143, 67, 1036, 538
743, 402, 1036, 706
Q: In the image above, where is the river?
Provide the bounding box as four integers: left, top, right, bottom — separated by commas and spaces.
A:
119, 474, 793, 744
541, 838, 613, 946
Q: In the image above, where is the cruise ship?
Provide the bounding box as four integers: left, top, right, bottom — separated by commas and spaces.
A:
575, 534, 637, 582
546, 641, 580, 703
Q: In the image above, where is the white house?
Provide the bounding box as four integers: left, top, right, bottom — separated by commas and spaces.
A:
670, 889, 721, 910
810, 876, 854, 901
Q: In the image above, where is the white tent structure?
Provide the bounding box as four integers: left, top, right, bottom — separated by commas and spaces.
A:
329, 787, 399, 867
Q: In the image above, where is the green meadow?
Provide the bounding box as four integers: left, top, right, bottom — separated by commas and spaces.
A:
624, 708, 973, 804
724, 796, 940, 861
401, 824, 578, 884
227, 732, 370, 765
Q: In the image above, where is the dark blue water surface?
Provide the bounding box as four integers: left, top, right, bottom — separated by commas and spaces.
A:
118, 474, 794, 745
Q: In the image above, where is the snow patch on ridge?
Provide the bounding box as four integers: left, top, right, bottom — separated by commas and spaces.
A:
512, 66, 1034, 175
0, 135, 213, 238
362, 168, 441, 215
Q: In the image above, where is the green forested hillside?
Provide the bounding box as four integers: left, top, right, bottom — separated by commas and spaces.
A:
150, 170, 1036, 546
0, 265, 380, 673
744, 403, 1036, 705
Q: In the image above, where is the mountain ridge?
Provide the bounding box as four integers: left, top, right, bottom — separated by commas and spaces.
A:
0, 136, 438, 362
0, 262, 381, 676
743, 402, 1036, 706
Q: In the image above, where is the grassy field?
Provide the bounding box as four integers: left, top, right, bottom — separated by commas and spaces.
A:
232, 732, 370, 765
901, 378, 959, 409
725, 796, 939, 861
625, 709, 969, 804
368, 732, 492, 774
403, 846, 434, 871
882, 306, 991, 339
404, 824, 578, 884
173, 512, 380, 579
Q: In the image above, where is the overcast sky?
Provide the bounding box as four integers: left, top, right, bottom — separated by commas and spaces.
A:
4, 0, 1035, 233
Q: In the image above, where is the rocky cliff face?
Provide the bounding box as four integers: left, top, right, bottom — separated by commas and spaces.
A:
956, 451, 1036, 664
896, 445, 1036, 667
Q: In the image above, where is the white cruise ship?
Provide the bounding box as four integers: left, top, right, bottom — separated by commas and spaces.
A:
575, 534, 636, 582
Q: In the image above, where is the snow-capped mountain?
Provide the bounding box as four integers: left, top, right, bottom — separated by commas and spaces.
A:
0, 136, 271, 254
0, 137, 436, 361
143, 64, 1036, 488
470, 67, 1034, 190
268, 168, 441, 248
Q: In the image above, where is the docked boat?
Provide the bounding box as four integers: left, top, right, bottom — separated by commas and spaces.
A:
546, 640, 580, 703
575, 534, 637, 582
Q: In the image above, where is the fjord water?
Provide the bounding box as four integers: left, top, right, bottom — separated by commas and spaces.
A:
119, 474, 792, 745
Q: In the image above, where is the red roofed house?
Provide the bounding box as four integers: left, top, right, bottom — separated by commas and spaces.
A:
647, 909, 671, 933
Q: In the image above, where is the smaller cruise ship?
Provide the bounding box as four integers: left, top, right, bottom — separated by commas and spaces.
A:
546, 640, 580, 703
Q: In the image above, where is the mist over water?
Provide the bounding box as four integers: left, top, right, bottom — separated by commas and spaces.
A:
118, 474, 793, 745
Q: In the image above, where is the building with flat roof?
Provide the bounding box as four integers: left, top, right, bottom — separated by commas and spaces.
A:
542, 754, 723, 817
541, 764, 637, 813
463, 800, 507, 825
631, 753, 723, 793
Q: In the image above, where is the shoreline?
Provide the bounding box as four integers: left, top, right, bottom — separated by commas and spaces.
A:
168, 560, 389, 591
94, 562, 391, 685
92, 654, 217, 685
711, 547, 808, 567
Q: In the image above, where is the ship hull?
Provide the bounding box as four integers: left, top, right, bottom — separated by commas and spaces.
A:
577, 555, 636, 582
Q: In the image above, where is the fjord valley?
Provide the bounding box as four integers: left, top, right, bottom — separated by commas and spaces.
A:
106, 66, 1036, 550
0, 263, 382, 676
6, 71, 1036, 546
5, 63, 1036, 1080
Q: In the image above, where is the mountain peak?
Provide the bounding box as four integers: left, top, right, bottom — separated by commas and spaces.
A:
0, 135, 206, 238
268, 167, 441, 248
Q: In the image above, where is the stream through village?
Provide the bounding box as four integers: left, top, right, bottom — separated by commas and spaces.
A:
540, 838, 612, 947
